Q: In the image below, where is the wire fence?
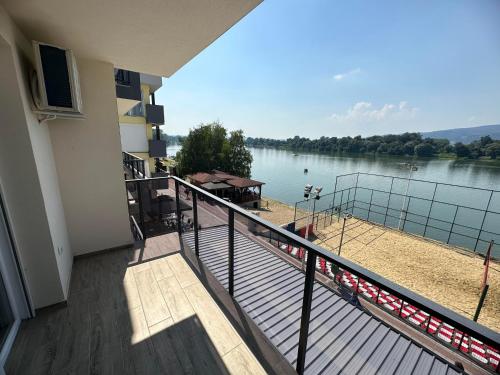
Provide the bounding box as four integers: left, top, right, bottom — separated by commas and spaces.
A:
294, 172, 500, 259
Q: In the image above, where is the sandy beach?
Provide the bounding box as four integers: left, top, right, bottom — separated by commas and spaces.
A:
252, 196, 500, 332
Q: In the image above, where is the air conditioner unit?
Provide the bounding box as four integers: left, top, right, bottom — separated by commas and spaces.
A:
31, 41, 84, 118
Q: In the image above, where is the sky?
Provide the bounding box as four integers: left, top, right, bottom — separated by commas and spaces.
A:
155, 0, 500, 139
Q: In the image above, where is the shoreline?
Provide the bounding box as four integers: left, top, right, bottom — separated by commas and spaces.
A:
247, 146, 500, 166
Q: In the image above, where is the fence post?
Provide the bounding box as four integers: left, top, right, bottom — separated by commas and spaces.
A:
174, 179, 182, 235
296, 250, 317, 375
447, 205, 459, 244
473, 284, 489, 322
474, 190, 494, 252
338, 190, 344, 222
401, 196, 411, 231
367, 189, 374, 221
294, 201, 298, 222
383, 177, 394, 227
352, 172, 360, 214
228, 208, 235, 296
312, 199, 317, 231
192, 190, 199, 257
423, 183, 438, 237
331, 177, 338, 224
338, 217, 347, 256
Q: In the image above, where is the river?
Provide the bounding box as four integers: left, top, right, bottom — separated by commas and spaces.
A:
167, 145, 500, 256
249, 147, 500, 204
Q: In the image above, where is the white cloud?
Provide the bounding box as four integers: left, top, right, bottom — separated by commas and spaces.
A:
329, 101, 418, 124
468, 116, 476, 122
333, 68, 361, 81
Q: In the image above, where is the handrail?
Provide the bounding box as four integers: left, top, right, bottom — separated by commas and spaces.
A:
130, 214, 144, 241
122, 151, 144, 161
164, 175, 500, 349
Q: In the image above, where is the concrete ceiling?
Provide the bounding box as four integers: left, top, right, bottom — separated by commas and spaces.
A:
1, 0, 261, 77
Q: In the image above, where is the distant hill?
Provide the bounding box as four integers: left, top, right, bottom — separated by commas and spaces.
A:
422, 124, 500, 144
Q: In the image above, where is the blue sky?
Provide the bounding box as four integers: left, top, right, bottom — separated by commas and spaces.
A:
156, 0, 500, 138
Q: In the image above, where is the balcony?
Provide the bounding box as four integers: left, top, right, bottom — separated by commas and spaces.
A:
121, 176, 499, 374
149, 140, 167, 158
6, 176, 499, 375
5, 233, 268, 374
145, 104, 165, 125
115, 69, 142, 115
123, 151, 147, 179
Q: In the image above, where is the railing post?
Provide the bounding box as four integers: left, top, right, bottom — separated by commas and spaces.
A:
296, 250, 316, 375
132, 160, 136, 179
401, 196, 411, 231
352, 172, 360, 214
331, 177, 338, 218
339, 190, 344, 222
137, 181, 145, 239
174, 179, 182, 235
338, 217, 346, 256
383, 177, 394, 227
473, 284, 489, 322
228, 208, 235, 296
367, 189, 374, 221
423, 183, 438, 237
447, 205, 459, 244
192, 190, 199, 257
312, 199, 317, 230
474, 190, 494, 252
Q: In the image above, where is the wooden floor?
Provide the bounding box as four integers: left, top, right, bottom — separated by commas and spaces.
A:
6, 233, 266, 375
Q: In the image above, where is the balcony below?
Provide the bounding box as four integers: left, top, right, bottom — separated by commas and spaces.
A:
115, 69, 142, 115
145, 104, 165, 125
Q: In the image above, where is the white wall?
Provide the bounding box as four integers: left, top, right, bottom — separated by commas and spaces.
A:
0, 6, 71, 308
119, 123, 149, 152
49, 59, 133, 255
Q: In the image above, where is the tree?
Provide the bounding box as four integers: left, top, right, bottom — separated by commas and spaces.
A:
454, 142, 470, 157
485, 143, 500, 159
223, 130, 253, 178
175, 122, 253, 177
414, 143, 434, 157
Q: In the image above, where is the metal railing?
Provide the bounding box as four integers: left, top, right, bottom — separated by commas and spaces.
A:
126, 175, 500, 373
123, 151, 146, 179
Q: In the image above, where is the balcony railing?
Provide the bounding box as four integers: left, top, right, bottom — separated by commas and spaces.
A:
114, 69, 141, 101
125, 175, 500, 374
123, 151, 146, 180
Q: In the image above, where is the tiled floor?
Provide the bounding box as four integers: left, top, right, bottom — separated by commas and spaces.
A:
6, 234, 266, 375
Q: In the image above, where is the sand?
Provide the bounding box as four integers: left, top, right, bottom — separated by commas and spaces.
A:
255, 196, 309, 227
253, 197, 500, 332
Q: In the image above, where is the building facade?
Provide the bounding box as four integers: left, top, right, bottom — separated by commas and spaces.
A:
117, 72, 166, 177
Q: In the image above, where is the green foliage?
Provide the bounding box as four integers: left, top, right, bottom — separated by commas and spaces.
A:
175, 122, 253, 177
245, 132, 499, 160
414, 142, 434, 157
224, 130, 253, 178
454, 142, 470, 157
484, 143, 500, 159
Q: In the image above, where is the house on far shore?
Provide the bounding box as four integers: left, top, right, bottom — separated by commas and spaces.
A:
187, 170, 264, 208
